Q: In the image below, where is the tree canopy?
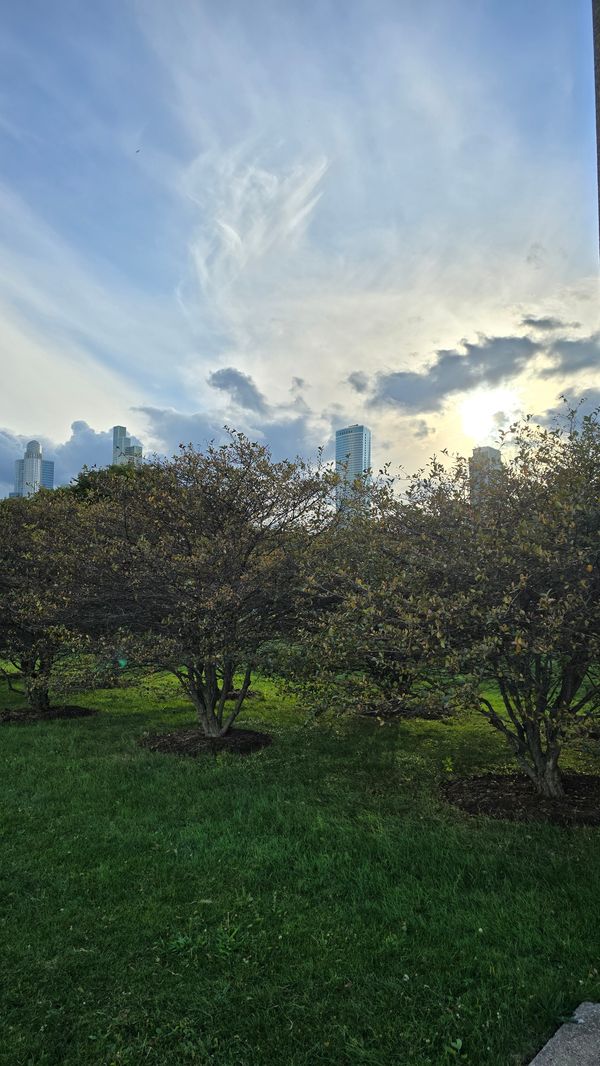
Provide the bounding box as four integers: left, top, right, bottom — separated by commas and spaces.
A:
0, 489, 94, 711
396, 413, 600, 796
2, 414, 598, 802
84, 434, 335, 736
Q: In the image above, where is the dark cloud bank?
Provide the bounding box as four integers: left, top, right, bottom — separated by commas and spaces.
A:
369, 335, 540, 411
208, 367, 269, 415
521, 314, 581, 332
357, 330, 599, 413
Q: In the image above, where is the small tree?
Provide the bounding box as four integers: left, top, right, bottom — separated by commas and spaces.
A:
0, 490, 93, 712
280, 491, 447, 718
89, 434, 334, 736
400, 412, 600, 798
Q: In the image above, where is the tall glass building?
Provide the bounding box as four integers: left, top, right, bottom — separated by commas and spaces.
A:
335, 424, 372, 509
11, 440, 54, 497
112, 425, 143, 468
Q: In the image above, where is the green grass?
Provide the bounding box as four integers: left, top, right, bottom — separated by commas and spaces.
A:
1, 675, 600, 1066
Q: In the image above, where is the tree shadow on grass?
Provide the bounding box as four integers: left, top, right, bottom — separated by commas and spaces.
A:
394, 717, 511, 775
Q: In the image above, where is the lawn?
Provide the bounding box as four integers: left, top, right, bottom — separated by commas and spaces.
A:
1, 674, 600, 1065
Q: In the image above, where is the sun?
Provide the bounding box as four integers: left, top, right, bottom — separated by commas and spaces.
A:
459, 387, 520, 443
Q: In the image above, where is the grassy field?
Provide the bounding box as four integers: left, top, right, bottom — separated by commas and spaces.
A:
1, 674, 600, 1066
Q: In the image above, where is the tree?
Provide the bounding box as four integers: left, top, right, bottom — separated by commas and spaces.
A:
398, 412, 600, 798
87, 434, 334, 736
277, 492, 445, 719
0, 490, 94, 712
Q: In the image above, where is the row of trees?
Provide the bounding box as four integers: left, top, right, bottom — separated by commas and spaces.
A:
1, 415, 598, 800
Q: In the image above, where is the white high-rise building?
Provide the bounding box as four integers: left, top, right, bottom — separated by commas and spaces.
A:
335, 424, 372, 509
469, 445, 502, 500
112, 426, 143, 468
10, 440, 54, 497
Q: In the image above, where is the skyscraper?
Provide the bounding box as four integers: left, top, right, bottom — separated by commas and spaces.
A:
10, 440, 54, 497
468, 445, 502, 502
112, 425, 143, 468
335, 424, 372, 509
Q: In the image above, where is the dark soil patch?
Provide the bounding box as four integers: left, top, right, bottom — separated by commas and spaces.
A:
0, 706, 98, 725
442, 773, 600, 827
139, 727, 273, 758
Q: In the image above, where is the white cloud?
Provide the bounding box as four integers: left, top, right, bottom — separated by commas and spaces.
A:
0, 304, 129, 441
0, 180, 197, 439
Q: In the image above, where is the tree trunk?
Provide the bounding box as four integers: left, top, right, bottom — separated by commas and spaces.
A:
535, 753, 564, 799
25, 679, 51, 713
188, 691, 221, 736
179, 664, 251, 737
200, 709, 223, 737
221, 666, 252, 736
176, 665, 223, 736
481, 696, 567, 801
522, 721, 565, 799
190, 687, 225, 736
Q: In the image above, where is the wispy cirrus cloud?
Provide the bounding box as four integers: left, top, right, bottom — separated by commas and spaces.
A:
182, 152, 328, 298
0, 179, 195, 439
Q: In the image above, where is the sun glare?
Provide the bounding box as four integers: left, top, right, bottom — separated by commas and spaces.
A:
459, 387, 520, 443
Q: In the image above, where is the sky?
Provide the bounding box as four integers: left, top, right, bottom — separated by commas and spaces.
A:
0, 0, 598, 495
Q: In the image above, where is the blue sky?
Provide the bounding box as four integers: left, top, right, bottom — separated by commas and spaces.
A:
0, 0, 598, 493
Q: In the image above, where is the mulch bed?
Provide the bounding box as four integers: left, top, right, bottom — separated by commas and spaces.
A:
139, 727, 273, 758
442, 773, 600, 827
0, 706, 98, 725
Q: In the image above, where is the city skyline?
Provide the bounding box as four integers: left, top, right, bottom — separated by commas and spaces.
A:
1, 420, 524, 501
2, 417, 377, 496
0, 1, 599, 498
